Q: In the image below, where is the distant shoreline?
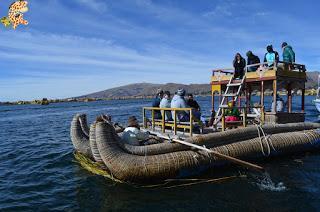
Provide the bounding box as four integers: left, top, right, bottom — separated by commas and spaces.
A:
1, 89, 318, 106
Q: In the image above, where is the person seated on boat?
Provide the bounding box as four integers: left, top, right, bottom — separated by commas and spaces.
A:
264, 45, 279, 68
187, 93, 200, 111
152, 89, 164, 120
160, 91, 173, 121
171, 89, 190, 122
122, 116, 161, 146
186, 93, 201, 120
271, 94, 284, 112
233, 53, 246, 79
281, 42, 295, 70
246, 51, 260, 72
225, 101, 240, 122
253, 102, 261, 117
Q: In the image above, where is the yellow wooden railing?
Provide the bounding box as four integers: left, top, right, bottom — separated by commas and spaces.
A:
221, 106, 265, 131
143, 107, 195, 136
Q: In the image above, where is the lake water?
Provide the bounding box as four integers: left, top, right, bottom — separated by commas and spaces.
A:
1, 96, 320, 211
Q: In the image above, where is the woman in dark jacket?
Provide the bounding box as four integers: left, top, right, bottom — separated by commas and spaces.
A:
233, 53, 246, 79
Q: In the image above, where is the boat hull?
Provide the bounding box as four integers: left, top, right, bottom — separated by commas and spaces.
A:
70, 114, 320, 183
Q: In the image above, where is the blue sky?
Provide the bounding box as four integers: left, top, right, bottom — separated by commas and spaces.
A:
0, 0, 319, 101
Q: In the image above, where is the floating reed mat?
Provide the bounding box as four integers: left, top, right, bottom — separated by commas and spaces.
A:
92, 121, 320, 183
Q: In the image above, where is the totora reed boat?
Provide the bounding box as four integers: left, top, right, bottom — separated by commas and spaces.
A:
71, 62, 320, 184
71, 114, 320, 184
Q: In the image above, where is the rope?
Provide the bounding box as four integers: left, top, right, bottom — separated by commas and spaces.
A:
255, 124, 271, 156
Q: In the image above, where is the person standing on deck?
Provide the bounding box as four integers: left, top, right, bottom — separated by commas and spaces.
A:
160, 91, 172, 121
233, 53, 246, 79
281, 42, 295, 70
264, 45, 279, 68
151, 89, 164, 119
171, 89, 190, 122
246, 51, 261, 72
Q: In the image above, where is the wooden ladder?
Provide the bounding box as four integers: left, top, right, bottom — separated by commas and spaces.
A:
214, 75, 246, 126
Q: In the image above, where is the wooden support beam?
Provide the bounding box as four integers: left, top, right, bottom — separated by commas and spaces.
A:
143, 108, 146, 129
222, 108, 225, 132
287, 84, 292, 113
273, 80, 277, 112
261, 81, 264, 106
212, 91, 215, 112
162, 111, 165, 133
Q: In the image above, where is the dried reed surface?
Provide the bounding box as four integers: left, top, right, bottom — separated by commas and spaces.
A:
70, 114, 92, 158
89, 122, 103, 163
71, 114, 320, 157
119, 123, 320, 156
94, 121, 320, 183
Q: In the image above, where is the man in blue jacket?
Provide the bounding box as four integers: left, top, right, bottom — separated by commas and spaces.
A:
281, 42, 295, 70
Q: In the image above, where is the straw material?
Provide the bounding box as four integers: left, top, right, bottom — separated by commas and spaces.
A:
121, 123, 320, 156
94, 121, 320, 183
89, 122, 103, 163
70, 114, 92, 158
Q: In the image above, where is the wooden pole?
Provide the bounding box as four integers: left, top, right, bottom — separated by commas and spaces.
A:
151, 109, 155, 130
212, 91, 215, 112
162, 110, 165, 133
288, 84, 292, 113
273, 80, 277, 113
174, 110, 177, 135
143, 108, 146, 129
222, 108, 225, 132
154, 133, 265, 172
261, 81, 264, 106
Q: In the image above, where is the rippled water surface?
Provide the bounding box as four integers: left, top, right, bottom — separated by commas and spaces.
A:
1, 96, 320, 211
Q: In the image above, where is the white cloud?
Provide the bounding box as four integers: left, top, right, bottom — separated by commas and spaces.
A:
77, 0, 108, 12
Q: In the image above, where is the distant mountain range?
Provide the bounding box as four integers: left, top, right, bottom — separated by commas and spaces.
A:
78, 71, 319, 99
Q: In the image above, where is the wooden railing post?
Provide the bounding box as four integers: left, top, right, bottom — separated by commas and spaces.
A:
222, 108, 225, 132
174, 110, 177, 135
243, 108, 247, 127
143, 108, 146, 129
261, 106, 265, 125
162, 110, 165, 133
151, 109, 155, 130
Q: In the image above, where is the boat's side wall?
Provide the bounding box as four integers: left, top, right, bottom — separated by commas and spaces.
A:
95, 121, 320, 183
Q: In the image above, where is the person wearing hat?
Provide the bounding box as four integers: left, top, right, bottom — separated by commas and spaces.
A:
170, 88, 190, 121
160, 91, 173, 121
264, 45, 279, 68
281, 42, 295, 70
122, 116, 150, 145
246, 51, 260, 72
151, 89, 164, 119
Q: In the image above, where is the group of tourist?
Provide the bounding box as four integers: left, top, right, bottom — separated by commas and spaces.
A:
121, 43, 296, 145
233, 42, 296, 79
153, 89, 201, 122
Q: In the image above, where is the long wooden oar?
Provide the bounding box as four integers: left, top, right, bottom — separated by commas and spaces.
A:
154, 133, 264, 172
